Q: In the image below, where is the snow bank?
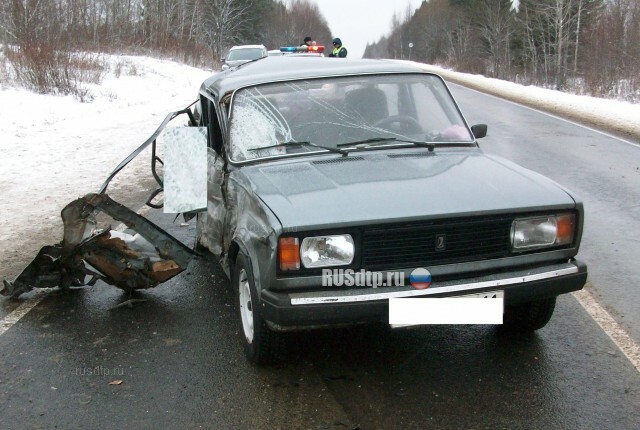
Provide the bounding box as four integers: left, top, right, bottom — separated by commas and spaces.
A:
413, 62, 640, 143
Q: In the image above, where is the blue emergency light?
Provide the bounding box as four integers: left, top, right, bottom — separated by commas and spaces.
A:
279, 46, 325, 53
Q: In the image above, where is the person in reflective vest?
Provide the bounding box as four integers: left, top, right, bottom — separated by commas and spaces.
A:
329, 38, 347, 58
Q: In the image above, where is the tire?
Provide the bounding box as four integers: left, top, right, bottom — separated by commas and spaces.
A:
501, 297, 557, 333
233, 253, 283, 364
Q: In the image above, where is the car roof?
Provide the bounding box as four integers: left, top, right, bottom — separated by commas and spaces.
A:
285, 53, 323, 57
229, 44, 266, 51
201, 57, 430, 97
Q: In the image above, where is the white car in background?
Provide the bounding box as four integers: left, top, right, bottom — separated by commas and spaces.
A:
222, 45, 267, 70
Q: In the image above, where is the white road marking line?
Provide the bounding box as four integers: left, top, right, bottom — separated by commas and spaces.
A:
573, 289, 640, 373
0, 291, 49, 336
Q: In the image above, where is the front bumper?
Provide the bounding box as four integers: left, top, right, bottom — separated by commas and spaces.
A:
260, 260, 587, 329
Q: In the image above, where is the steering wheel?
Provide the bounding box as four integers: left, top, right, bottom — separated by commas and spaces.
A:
372, 115, 422, 133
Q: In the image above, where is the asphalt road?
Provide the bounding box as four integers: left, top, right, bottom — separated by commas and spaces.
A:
1, 85, 639, 429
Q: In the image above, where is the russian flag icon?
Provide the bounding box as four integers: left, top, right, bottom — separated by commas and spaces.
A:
410, 268, 432, 290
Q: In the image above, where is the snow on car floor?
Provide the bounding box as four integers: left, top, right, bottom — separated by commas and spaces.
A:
0, 55, 211, 279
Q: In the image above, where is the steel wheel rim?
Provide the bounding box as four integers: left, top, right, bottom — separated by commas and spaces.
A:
238, 268, 254, 343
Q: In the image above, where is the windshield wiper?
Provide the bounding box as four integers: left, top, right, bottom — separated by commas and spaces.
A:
337, 137, 435, 152
248, 141, 348, 156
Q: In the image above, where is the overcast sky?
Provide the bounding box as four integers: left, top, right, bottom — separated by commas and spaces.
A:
313, 0, 425, 58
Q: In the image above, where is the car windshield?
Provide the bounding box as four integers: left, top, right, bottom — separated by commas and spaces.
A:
229, 74, 474, 162
227, 48, 265, 61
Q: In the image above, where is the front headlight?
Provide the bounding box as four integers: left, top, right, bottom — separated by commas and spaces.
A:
511, 213, 575, 251
300, 235, 355, 268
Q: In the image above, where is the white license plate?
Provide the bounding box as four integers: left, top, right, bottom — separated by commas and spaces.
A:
389, 290, 504, 327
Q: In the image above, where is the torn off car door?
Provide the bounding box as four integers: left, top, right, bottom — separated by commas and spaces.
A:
1, 105, 209, 298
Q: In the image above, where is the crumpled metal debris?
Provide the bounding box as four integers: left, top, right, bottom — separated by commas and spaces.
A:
1, 193, 194, 298
2, 103, 200, 299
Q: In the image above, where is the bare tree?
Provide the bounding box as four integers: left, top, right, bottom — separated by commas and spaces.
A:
0, 0, 335, 91
473, 0, 517, 78
200, 0, 251, 61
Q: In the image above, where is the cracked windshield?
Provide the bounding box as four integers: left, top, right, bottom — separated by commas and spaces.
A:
229, 74, 473, 161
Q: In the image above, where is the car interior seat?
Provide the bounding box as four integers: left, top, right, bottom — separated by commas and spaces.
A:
344, 86, 389, 124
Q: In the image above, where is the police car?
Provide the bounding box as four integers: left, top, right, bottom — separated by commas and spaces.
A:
221, 45, 268, 70
278, 45, 325, 56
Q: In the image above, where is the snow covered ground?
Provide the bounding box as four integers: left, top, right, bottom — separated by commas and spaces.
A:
0, 55, 638, 280
0, 55, 211, 279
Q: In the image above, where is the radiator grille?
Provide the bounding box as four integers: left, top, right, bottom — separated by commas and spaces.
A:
362, 216, 513, 270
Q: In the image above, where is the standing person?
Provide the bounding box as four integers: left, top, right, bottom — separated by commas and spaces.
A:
329, 38, 347, 58
300, 36, 313, 47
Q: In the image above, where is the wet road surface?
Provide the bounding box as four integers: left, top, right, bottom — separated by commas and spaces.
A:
1, 208, 639, 429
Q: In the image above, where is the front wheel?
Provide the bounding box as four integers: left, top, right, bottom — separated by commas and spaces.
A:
502, 297, 557, 333
233, 253, 283, 364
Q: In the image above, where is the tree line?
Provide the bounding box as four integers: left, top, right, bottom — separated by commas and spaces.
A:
0, 0, 332, 95
364, 0, 640, 101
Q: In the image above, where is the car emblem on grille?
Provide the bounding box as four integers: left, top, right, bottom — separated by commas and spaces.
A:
435, 234, 446, 251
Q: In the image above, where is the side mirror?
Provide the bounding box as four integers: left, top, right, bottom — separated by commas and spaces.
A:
471, 124, 488, 139
221, 58, 225, 62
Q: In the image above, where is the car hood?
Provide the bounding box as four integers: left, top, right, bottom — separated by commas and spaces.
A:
225, 59, 251, 68
239, 150, 577, 230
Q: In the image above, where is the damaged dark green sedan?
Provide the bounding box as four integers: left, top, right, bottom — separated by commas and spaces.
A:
4, 57, 588, 364
190, 57, 587, 363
